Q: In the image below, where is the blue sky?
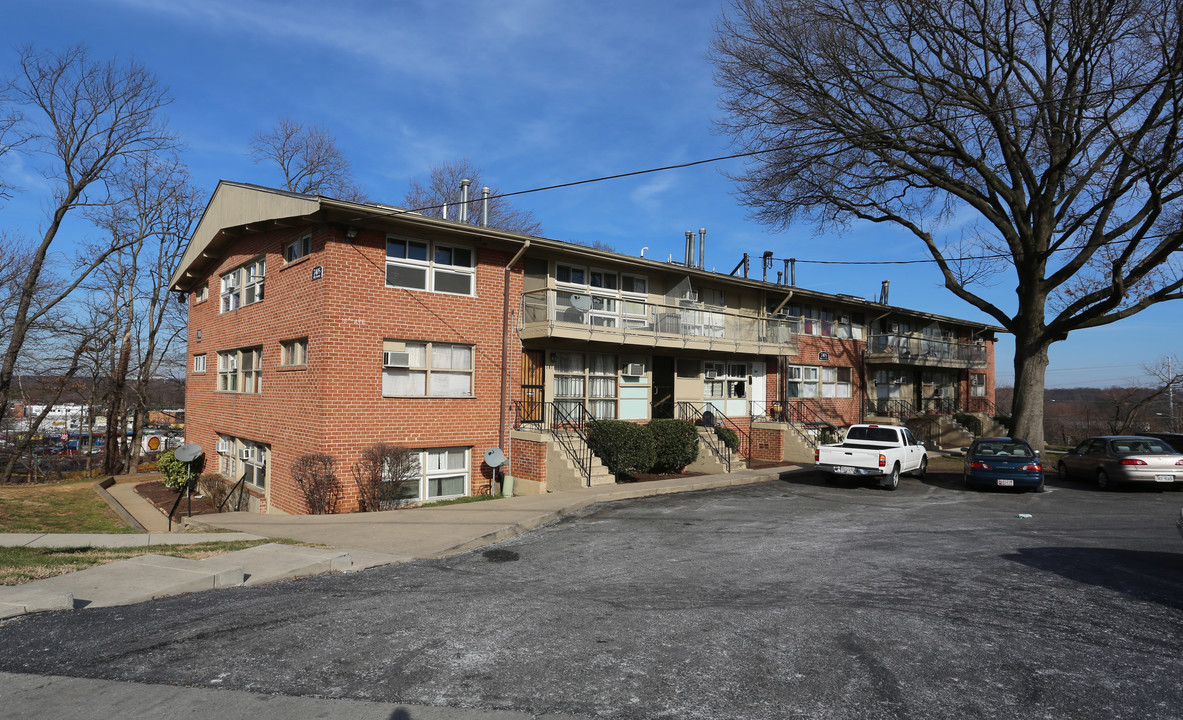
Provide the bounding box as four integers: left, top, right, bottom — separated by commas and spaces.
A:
3, 0, 1179, 388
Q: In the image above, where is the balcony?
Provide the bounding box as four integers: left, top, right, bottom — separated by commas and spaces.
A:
520, 288, 798, 355
865, 334, 987, 368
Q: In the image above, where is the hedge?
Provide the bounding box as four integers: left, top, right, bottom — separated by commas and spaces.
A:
714, 426, 740, 452
586, 420, 656, 476
648, 419, 699, 473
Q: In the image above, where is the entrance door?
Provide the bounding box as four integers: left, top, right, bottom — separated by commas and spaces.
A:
520, 349, 545, 423
749, 362, 766, 417
652, 355, 675, 419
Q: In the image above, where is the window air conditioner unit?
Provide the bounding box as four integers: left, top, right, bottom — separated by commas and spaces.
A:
216, 440, 230, 454
623, 363, 645, 377
705, 370, 719, 379
228, 357, 238, 371
238, 448, 252, 460
383, 351, 410, 368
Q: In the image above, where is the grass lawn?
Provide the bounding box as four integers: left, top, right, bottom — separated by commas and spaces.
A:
0, 478, 136, 534
0, 539, 296, 586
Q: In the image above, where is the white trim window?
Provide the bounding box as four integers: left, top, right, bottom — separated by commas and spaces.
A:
821, 367, 853, 398
217, 347, 262, 393
382, 340, 473, 397
786, 365, 821, 398
284, 234, 311, 263
385, 236, 475, 296
219, 434, 268, 490
392, 447, 469, 502
554, 352, 617, 419
281, 338, 308, 366
971, 372, 986, 397
194, 354, 207, 373
220, 257, 265, 313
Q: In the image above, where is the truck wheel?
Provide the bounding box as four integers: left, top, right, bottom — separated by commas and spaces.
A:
884, 464, 900, 490
912, 457, 928, 479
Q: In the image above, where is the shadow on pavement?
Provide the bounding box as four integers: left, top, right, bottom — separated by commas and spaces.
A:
1004, 546, 1183, 611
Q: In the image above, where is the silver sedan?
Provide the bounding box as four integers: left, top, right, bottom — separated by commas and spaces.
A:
1057, 436, 1183, 491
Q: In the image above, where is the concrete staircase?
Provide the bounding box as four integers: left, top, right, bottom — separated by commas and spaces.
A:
687, 427, 744, 473
0, 543, 360, 618
545, 431, 616, 492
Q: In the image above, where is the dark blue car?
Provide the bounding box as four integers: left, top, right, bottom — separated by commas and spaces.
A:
963, 438, 1044, 492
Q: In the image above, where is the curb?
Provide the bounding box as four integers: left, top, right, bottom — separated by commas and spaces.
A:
94, 477, 147, 532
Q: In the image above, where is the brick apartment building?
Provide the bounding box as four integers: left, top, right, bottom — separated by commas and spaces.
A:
170, 181, 1000, 514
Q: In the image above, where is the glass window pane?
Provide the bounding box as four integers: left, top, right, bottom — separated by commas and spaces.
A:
387, 264, 427, 288
405, 343, 427, 367
432, 344, 453, 369
407, 241, 428, 261
553, 352, 583, 373
383, 369, 426, 395
452, 345, 472, 370
428, 474, 465, 498
430, 371, 471, 396
434, 270, 472, 295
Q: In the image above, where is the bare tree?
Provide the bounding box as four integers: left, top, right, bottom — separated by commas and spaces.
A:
403, 158, 543, 235
351, 442, 417, 511
248, 115, 366, 202
0, 44, 175, 438
291, 452, 341, 514
712, 0, 1183, 448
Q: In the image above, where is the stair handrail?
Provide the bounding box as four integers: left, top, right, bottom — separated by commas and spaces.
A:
676, 402, 731, 472
777, 399, 838, 448
217, 470, 250, 513
513, 400, 596, 487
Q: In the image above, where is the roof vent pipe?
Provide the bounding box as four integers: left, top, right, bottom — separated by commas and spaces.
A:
480, 186, 490, 228
698, 228, 706, 269
685, 231, 695, 266
459, 179, 471, 223
880, 280, 890, 304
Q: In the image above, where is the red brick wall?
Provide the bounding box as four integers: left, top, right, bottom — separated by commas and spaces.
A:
185, 224, 525, 514
763, 335, 865, 427
751, 426, 783, 461
509, 434, 547, 483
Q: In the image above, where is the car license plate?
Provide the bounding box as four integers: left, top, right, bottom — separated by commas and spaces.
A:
997, 478, 1014, 486
1155, 474, 1174, 483
835, 466, 855, 475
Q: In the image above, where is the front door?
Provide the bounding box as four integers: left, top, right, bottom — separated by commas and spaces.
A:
520, 349, 544, 423
652, 355, 675, 419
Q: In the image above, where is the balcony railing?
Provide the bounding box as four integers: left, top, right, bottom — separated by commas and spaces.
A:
866, 335, 987, 367
520, 288, 797, 353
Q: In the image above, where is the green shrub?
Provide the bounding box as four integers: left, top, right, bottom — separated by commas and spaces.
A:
954, 413, 984, 436
714, 426, 740, 452
994, 415, 1015, 436
586, 420, 656, 476
647, 419, 699, 472
157, 450, 189, 490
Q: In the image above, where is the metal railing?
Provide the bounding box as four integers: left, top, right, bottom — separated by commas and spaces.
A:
866, 397, 921, 419
772, 399, 839, 448
520, 288, 798, 352
514, 400, 596, 487
866, 335, 988, 366
675, 402, 751, 471
217, 471, 251, 513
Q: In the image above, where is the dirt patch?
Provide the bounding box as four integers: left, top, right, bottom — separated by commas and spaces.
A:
134, 481, 221, 517
619, 471, 709, 483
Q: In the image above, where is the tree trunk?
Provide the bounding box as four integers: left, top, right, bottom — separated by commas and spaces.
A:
1010, 333, 1050, 451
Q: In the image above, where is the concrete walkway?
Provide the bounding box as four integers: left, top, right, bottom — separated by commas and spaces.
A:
0, 465, 803, 620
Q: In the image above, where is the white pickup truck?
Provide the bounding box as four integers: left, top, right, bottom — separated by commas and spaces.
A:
814, 424, 928, 490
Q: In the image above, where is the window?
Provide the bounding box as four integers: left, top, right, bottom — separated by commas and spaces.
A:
194, 354, 207, 373
589, 269, 617, 290
194, 284, 208, 303
217, 347, 262, 393
220, 257, 265, 313
621, 274, 648, 295
971, 373, 986, 397
386, 236, 474, 295
281, 338, 308, 366
555, 263, 587, 285
390, 447, 470, 502
704, 362, 747, 399
554, 352, 617, 419
381, 341, 473, 397
284, 234, 311, 263
821, 367, 853, 398
786, 365, 821, 398
219, 435, 268, 490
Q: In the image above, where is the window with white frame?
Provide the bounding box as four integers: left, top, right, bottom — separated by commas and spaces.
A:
284, 234, 311, 263
553, 352, 617, 419
194, 284, 208, 303
385, 236, 475, 295
555, 263, 587, 285
589, 268, 617, 291
786, 365, 821, 398
704, 361, 748, 399
381, 340, 473, 397
621, 274, 648, 295
389, 447, 469, 502
217, 347, 262, 393
220, 257, 265, 313
194, 354, 207, 373
281, 338, 308, 366
821, 367, 853, 398
218, 434, 268, 490
971, 373, 986, 397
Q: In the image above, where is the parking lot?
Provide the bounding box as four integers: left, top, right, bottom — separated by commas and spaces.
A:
1, 467, 1180, 719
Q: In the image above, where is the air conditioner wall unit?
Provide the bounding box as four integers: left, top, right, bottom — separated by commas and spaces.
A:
623, 363, 645, 377
705, 370, 718, 379
216, 440, 230, 454
383, 351, 411, 368
238, 448, 252, 460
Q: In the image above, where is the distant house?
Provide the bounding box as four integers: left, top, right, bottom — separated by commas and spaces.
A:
169, 181, 1000, 514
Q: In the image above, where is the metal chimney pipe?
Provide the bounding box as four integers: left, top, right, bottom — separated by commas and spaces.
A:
881, 280, 891, 304
685, 231, 694, 266
442, 202, 448, 220
480, 186, 490, 228
790, 258, 796, 287
459, 179, 471, 223
698, 228, 706, 269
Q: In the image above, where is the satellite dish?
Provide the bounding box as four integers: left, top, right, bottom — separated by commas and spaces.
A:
484, 447, 507, 468
568, 294, 591, 312
174, 444, 203, 463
